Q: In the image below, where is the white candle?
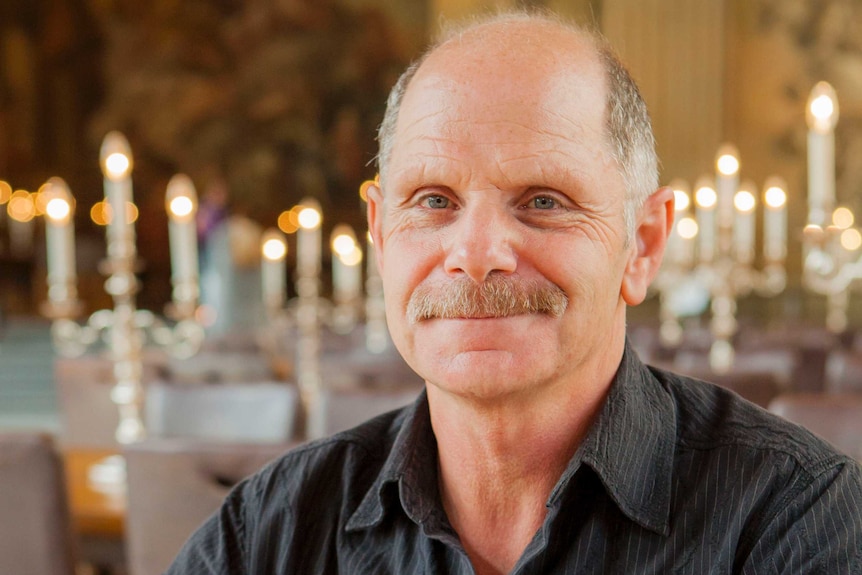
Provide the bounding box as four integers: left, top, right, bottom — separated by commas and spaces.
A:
715, 144, 740, 246
260, 228, 287, 310
100, 132, 135, 259
365, 230, 378, 282
733, 184, 756, 265
165, 174, 199, 285
763, 176, 788, 263
694, 177, 717, 264
43, 178, 77, 302
331, 224, 362, 305
296, 197, 322, 280
806, 82, 838, 227
666, 179, 690, 266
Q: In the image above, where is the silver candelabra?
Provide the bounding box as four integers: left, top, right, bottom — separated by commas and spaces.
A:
41, 132, 205, 445
655, 145, 787, 372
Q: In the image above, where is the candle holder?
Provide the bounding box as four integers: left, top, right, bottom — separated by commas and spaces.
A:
654, 147, 788, 372
259, 198, 381, 440
41, 132, 205, 447
799, 81, 862, 332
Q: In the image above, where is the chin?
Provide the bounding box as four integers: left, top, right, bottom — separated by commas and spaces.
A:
421, 350, 551, 402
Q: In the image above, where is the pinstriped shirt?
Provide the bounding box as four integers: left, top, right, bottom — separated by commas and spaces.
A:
167, 344, 862, 574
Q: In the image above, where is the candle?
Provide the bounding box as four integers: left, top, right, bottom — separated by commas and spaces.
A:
715, 144, 740, 252
363, 229, 388, 353
763, 176, 788, 264
694, 176, 717, 264
330, 224, 362, 306
665, 179, 690, 266
100, 132, 135, 260
165, 174, 199, 287
806, 82, 838, 227
296, 197, 322, 280
261, 228, 287, 311
43, 178, 77, 303
7, 190, 36, 258
733, 182, 756, 265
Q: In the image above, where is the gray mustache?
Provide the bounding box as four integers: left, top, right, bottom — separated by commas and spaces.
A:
407, 275, 568, 323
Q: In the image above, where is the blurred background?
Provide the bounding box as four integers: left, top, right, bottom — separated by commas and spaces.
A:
3, 2, 862, 573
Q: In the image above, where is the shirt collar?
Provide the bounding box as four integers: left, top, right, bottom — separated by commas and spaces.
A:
346, 341, 675, 536
346, 390, 439, 531
553, 342, 674, 535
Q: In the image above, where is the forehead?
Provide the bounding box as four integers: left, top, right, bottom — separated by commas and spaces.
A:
389, 20, 613, 183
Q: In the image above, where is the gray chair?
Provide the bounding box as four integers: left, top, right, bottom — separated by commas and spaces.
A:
124, 438, 293, 575
669, 348, 795, 408
144, 381, 299, 442
54, 352, 166, 448
768, 392, 862, 460
319, 385, 422, 436
0, 432, 76, 575
825, 349, 862, 394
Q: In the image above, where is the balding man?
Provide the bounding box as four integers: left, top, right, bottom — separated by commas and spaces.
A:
168, 12, 862, 574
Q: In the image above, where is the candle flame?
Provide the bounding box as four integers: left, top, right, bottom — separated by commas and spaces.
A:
695, 186, 717, 209
673, 189, 690, 212
840, 228, 862, 251
105, 153, 130, 178
298, 207, 322, 230
46, 198, 71, 222
169, 196, 194, 218
262, 237, 287, 261
807, 82, 839, 132
833, 207, 855, 230
0, 181, 11, 205
676, 217, 698, 239
717, 154, 740, 176
7, 190, 35, 222
332, 234, 356, 256
339, 245, 363, 266
764, 186, 787, 209
734, 190, 756, 213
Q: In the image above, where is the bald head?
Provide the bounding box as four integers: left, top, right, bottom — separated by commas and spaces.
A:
376, 12, 658, 235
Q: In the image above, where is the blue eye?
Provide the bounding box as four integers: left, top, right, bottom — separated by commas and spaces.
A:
531, 196, 557, 210
424, 195, 450, 209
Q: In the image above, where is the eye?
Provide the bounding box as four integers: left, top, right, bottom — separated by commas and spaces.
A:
422, 195, 450, 209
529, 196, 558, 210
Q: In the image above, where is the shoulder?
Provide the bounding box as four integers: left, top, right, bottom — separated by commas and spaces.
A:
647, 363, 850, 469
241, 406, 408, 512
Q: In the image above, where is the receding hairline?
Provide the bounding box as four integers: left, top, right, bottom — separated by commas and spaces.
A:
378, 13, 622, 178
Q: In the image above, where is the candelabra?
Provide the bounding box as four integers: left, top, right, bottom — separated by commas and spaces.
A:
259, 193, 387, 440
800, 82, 862, 333
655, 145, 787, 372
41, 132, 205, 447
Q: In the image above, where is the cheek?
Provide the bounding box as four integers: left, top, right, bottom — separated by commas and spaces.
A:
381, 233, 441, 305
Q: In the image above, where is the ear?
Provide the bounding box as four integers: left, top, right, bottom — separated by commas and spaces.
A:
365, 182, 385, 274
620, 186, 674, 306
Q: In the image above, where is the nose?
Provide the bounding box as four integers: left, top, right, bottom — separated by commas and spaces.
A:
443, 204, 518, 283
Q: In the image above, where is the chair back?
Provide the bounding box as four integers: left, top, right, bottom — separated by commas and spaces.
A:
144, 381, 298, 442
825, 350, 862, 394
768, 392, 862, 460
320, 386, 421, 435
0, 432, 76, 575
124, 439, 292, 575
54, 352, 165, 448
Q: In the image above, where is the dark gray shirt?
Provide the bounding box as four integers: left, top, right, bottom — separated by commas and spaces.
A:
167, 345, 862, 573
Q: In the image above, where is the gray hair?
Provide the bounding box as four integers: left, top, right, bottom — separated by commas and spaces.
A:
375, 11, 658, 240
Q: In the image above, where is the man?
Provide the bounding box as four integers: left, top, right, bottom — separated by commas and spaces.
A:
168, 11, 862, 574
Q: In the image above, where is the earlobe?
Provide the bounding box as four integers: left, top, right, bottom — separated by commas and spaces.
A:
365, 183, 385, 273
620, 186, 674, 306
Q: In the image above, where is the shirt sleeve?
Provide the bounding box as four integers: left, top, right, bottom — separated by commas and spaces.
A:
741, 459, 862, 574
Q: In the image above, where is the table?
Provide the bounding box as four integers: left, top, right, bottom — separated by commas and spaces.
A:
62, 448, 127, 572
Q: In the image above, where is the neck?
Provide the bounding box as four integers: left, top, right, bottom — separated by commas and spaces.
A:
427, 337, 624, 574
